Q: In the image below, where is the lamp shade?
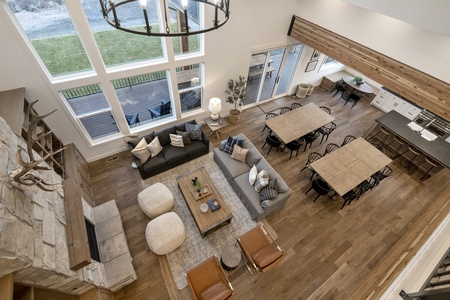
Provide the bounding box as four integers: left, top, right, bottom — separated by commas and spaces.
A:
208, 98, 222, 120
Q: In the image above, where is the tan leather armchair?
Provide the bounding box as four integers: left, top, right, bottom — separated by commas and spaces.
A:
238, 223, 287, 273
186, 256, 236, 300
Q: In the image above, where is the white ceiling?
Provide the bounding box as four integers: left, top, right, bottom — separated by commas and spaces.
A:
341, 0, 450, 37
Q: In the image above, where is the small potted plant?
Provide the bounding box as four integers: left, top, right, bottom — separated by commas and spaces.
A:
225, 76, 247, 124
353, 76, 364, 85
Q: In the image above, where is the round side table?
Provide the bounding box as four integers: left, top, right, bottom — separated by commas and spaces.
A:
220, 244, 241, 271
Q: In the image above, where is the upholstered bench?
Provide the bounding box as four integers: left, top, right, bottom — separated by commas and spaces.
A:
138, 182, 174, 219
145, 212, 185, 255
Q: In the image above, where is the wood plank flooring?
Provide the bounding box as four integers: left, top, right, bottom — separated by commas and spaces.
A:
88, 86, 450, 300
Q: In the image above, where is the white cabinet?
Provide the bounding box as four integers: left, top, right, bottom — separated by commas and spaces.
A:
404, 105, 422, 120
371, 88, 422, 119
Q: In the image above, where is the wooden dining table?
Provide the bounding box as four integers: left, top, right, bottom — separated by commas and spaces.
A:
264, 103, 335, 144
342, 76, 373, 94
310, 137, 392, 196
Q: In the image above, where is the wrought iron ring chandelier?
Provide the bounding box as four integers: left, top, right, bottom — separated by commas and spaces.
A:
99, 0, 230, 37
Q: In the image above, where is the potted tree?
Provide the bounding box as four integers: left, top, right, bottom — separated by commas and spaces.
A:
225, 76, 247, 124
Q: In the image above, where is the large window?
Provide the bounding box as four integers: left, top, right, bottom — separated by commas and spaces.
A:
177, 64, 202, 113
112, 71, 173, 127
61, 84, 119, 140
6, 0, 206, 144
7, 1, 92, 76
82, 0, 165, 67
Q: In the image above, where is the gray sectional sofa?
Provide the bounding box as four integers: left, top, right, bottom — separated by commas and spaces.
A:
213, 133, 292, 221
128, 120, 209, 179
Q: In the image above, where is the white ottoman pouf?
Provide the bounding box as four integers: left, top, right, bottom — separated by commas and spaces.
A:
145, 212, 185, 255
138, 182, 174, 219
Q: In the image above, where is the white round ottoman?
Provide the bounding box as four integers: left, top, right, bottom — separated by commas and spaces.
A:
138, 182, 174, 219
145, 212, 185, 255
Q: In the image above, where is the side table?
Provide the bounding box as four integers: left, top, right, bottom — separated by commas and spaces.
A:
220, 244, 241, 271
203, 117, 229, 139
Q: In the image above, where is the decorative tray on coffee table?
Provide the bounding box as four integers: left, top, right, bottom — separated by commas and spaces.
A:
192, 184, 211, 200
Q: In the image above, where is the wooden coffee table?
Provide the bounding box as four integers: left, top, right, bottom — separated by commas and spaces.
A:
176, 167, 232, 238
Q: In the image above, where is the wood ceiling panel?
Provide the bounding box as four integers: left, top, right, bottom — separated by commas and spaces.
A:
288, 16, 450, 120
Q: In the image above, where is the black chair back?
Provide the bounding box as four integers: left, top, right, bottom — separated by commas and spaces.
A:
279, 107, 292, 115
341, 135, 356, 146
323, 143, 339, 156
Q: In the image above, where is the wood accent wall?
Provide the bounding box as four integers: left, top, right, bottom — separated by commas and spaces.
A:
64, 143, 91, 270
288, 16, 450, 120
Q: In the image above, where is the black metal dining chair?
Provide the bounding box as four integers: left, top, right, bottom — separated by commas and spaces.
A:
323, 143, 339, 156
341, 185, 365, 209
291, 102, 302, 110
300, 152, 322, 181
262, 134, 282, 155
318, 122, 337, 144
282, 137, 305, 160
341, 135, 356, 147
330, 79, 347, 98
305, 178, 332, 202
261, 112, 277, 134
279, 107, 292, 115
319, 106, 331, 115
303, 131, 320, 151
371, 165, 393, 183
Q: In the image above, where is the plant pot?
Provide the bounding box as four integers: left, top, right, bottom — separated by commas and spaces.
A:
229, 109, 241, 124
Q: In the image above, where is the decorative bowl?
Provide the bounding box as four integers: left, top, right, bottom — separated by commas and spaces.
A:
200, 203, 208, 213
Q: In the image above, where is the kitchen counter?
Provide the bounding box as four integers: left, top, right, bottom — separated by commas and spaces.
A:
376, 111, 450, 168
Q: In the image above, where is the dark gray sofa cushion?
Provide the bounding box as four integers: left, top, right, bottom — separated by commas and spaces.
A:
141, 153, 166, 174
162, 145, 187, 164
127, 133, 154, 148
175, 119, 196, 131
155, 126, 176, 146
185, 140, 207, 156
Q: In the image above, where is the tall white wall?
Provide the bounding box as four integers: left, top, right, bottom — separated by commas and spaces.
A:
293, 0, 450, 84
2, 0, 450, 161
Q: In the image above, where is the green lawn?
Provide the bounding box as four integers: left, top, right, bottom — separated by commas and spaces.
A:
32, 28, 199, 76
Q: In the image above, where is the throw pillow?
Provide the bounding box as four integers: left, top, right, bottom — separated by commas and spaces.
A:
260, 178, 279, 202
130, 138, 151, 164
231, 144, 248, 163
169, 134, 184, 147
223, 135, 244, 154
176, 130, 191, 144
185, 123, 203, 141
249, 164, 258, 185
147, 136, 163, 157
254, 170, 269, 192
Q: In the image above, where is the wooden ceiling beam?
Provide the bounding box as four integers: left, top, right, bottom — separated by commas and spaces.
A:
289, 16, 450, 120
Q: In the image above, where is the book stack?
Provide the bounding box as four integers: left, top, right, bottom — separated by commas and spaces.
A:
208, 198, 221, 211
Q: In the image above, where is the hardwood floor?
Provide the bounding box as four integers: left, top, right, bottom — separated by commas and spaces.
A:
88, 86, 450, 300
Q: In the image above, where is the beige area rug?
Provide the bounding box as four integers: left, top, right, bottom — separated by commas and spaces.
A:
258, 101, 280, 113
141, 152, 258, 290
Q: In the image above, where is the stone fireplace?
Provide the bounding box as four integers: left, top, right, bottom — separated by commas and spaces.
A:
0, 117, 136, 294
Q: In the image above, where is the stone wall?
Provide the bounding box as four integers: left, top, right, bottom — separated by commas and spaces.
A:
0, 117, 93, 294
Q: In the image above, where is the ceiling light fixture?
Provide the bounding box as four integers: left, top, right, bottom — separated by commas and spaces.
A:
99, 0, 230, 37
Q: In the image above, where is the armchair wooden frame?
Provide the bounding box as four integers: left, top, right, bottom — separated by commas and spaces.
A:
237, 223, 287, 274
185, 255, 236, 300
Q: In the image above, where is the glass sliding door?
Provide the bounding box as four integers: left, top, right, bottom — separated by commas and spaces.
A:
245, 44, 303, 105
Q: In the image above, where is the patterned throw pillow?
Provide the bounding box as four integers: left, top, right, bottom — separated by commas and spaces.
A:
249, 164, 258, 185
169, 134, 184, 147
130, 138, 151, 164
185, 123, 203, 141
254, 170, 269, 192
176, 130, 191, 144
260, 178, 278, 203
231, 144, 248, 163
147, 136, 163, 157
223, 135, 244, 154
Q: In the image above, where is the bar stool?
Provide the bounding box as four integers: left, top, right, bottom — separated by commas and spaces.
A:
367, 125, 391, 147
400, 145, 422, 170
386, 135, 407, 159
416, 156, 440, 180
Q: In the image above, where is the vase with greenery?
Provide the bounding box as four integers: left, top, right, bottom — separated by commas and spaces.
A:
225, 76, 247, 124
353, 76, 364, 85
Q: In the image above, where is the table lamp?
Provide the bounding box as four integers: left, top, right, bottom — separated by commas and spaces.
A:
208, 97, 222, 121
